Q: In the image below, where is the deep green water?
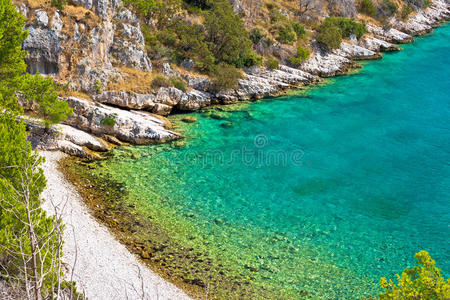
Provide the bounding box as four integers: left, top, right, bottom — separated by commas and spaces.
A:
97, 25, 450, 298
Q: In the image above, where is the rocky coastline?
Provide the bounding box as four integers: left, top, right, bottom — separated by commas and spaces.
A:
22, 0, 450, 158
19, 1, 450, 298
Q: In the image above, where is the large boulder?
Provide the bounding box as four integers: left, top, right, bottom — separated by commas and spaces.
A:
63, 97, 181, 143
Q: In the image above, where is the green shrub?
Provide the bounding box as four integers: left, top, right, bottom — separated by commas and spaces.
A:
211, 63, 243, 91
269, 8, 288, 24
151, 75, 170, 88
321, 17, 366, 38
20, 74, 73, 127
292, 22, 306, 38
401, 3, 413, 20
184, 0, 210, 9
289, 46, 310, 66
204, 0, 257, 68
317, 22, 342, 50
51, 0, 67, 9
381, 0, 398, 16
172, 22, 215, 71
406, 0, 430, 9
265, 56, 279, 69
379, 251, 450, 299
170, 76, 187, 91
358, 0, 377, 17
276, 24, 297, 44
250, 28, 266, 44
101, 117, 116, 126
95, 80, 102, 94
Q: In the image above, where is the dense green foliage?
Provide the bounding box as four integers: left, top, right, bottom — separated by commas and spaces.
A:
0, 0, 28, 111
358, 0, 377, 17
271, 13, 307, 45
21, 74, 73, 127
211, 63, 242, 91
151, 75, 171, 88
129, 0, 258, 72
169, 76, 187, 92
292, 22, 306, 38
317, 17, 366, 50
0, 0, 73, 296
275, 23, 297, 44
380, 0, 398, 17
101, 116, 116, 126
322, 17, 366, 38
379, 251, 450, 299
265, 56, 279, 69
401, 3, 413, 20
50, 0, 67, 10
405, 0, 430, 9
317, 22, 342, 50
289, 46, 310, 66
250, 28, 266, 44
204, 0, 259, 68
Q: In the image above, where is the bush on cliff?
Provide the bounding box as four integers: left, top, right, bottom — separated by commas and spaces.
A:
289, 46, 310, 66
204, 0, 259, 68
317, 22, 342, 50
275, 24, 297, 44
265, 56, 279, 69
21, 73, 73, 127
139, 0, 258, 71
250, 28, 266, 44
358, 0, 377, 17
379, 0, 398, 17
379, 251, 450, 299
151, 75, 171, 88
170, 76, 187, 92
211, 63, 243, 91
322, 17, 366, 38
401, 3, 413, 20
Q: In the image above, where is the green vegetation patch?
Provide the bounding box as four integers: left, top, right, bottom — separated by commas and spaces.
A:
317, 17, 366, 50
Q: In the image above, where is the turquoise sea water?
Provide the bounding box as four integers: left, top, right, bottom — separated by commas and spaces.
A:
100, 25, 450, 298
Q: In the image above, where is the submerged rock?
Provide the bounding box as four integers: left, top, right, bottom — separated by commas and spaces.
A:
221, 121, 234, 128
181, 116, 198, 123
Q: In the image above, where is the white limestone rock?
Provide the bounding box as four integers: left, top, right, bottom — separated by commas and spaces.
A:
95, 91, 155, 110
63, 97, 181, 143
301, 50, 354, 77
56, 140, 92, 158
35, 10, 49, 27
367, 24, 413, 43
335, 42, 380, 59
359, 37, 400, 52
177, 90, 213, 110
58, 124, 111, 152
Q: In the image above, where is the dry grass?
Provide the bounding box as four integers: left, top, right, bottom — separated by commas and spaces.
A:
59, 90, 93, 100
107, 67, 157, 94
63, 5, 99, 27
25, 0, 51, 9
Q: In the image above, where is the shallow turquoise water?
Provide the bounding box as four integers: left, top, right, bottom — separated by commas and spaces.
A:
103, 25, 450, 298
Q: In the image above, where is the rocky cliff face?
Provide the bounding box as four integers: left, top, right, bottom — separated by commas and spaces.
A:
18, 0, 151, 93
18, 0, 450, 157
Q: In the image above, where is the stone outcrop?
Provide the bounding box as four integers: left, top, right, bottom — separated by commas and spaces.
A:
25, 119, 110, 158
367, 24, 414, 44
20, 0, 151, 93
358, 37, 400, 52
336, 42, 381, 60
63, 97, 181, 144
301, 49, 355, 77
